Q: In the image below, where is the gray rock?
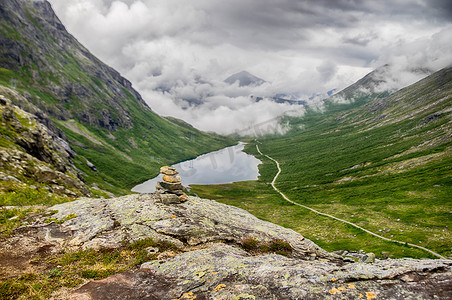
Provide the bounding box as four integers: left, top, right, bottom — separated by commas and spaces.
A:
159, 193, 181, 204
0, 95, 11, 105
70, 244, 452, 299
0, 173, 21, 183
156, 181, 184, 191
86, 160, 98, 172
7, 193, 452, 299
48, 194, 328, 258
359, 252, 376, 263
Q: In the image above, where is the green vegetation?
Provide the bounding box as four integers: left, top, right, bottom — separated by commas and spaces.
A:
191, 181, 436, 259
192, 68, 452, 259
44, 213, 77, 224
0, 181, 71, 208
241, 236, 293, 256
0, 238, 179, 299
0, 207, 44, 237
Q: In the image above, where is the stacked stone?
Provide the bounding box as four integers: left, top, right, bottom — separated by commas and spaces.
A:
156, 166, 188, 204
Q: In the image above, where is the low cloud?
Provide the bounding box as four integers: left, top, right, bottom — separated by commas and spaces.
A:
48, 0, 452, 135
142, 88, 305, 136
372, 26, 452, 92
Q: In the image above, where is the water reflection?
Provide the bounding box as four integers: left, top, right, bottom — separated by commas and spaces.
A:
132, 142, 261, 193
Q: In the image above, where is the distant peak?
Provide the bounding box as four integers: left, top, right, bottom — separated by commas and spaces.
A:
235, 70, 254, 76
224, 71, 266, 87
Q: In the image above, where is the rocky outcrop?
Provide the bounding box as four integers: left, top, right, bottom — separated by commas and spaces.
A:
34, 194, 451, 299
0, 148, 89, 197
1, 90, 71, 171
0, 87, 90, 196
47, 194, 326, 258
70, 246, 452, 299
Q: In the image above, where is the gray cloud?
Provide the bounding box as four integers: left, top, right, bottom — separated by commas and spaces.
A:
48, 0, 452, 135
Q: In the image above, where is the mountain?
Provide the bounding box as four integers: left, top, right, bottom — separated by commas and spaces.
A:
319, 64, 394, 114
0, 0, 233, 199
327, 88, 337, 96
323, 64, 432, 113
224, 70, 266, 87
193, 66, 452, 259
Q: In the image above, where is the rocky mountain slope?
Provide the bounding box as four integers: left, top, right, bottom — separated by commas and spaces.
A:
0, 0, 233, 197
323, 65, 393, 111
1, 193, 451, 299
0, 0, 143, 130
1, 87, 90, 201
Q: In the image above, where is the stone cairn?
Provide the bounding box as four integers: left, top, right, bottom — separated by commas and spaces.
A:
156, 166, 188, 204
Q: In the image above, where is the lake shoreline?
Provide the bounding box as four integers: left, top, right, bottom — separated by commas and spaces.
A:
132, 142, 262, 193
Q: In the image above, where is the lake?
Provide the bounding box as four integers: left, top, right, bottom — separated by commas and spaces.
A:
132, 142, 262, 193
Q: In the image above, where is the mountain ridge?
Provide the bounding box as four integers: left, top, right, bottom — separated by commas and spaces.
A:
0, 0, 147, 130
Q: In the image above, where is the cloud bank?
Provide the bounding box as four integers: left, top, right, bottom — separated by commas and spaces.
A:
48, 0, 452, 134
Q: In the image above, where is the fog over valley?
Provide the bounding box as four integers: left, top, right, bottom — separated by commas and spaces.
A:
48, 0, 452, 134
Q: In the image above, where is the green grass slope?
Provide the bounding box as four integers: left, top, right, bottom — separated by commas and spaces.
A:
192, 67, 452, 259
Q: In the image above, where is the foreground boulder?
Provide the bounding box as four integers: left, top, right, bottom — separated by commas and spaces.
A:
72, 244, 452, 299
11, 194, 452, 299
47, 194, 327, 259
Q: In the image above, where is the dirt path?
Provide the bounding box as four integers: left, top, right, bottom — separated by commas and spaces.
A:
255, 143, 445, 259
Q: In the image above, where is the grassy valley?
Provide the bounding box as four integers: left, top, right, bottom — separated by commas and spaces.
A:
192, 67, 452, 259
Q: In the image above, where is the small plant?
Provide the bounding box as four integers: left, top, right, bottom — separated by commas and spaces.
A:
79, 269, 114, 280
45, 213, 78, 224
126, 238, 178, 252
0, 207, 45, 237
241, 237, 260, 251
0, 184, 71, 207
0, 280, 28, 299
48, 268, 63, 278
268, 239, 293, 256
240, 237, 293, 257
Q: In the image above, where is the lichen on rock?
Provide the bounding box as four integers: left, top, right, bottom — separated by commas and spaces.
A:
47, 193, 327, 259
3, 192, 451, 299
70, 243, 452, 299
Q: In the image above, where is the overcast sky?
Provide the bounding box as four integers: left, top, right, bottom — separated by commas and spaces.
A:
48, 0, 452, 134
